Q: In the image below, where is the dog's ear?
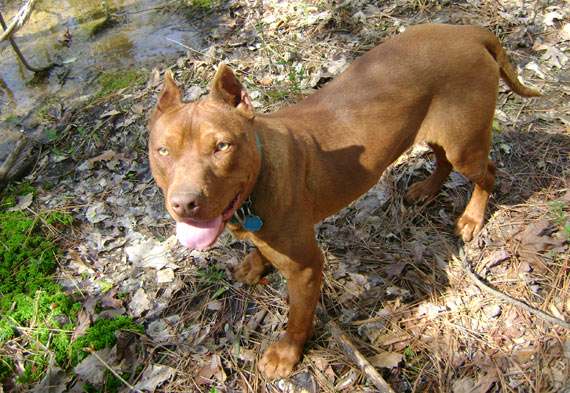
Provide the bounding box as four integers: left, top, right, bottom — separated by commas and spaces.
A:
157, 70, 182, 112
210, 64, 254, 119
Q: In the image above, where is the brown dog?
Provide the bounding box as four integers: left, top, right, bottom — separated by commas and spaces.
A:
148, 24, 539, 378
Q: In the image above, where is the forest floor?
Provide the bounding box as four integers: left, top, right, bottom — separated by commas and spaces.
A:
0, 0, 568, 392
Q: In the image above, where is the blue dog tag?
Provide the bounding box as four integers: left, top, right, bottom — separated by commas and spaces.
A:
243, 215, 263, 232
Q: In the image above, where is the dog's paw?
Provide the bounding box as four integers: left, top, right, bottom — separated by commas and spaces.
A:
259, 337, 303, 379
456, 213, 483, 242
233, 251, 267, 285
405, 179, 438, 203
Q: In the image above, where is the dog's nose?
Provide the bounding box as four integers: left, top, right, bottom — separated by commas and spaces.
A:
170, 193, 200, 218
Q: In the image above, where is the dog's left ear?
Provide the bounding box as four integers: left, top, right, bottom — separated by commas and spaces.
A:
210, 64, 254, 119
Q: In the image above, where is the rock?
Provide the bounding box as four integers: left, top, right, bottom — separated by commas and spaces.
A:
0, 127, 36, 190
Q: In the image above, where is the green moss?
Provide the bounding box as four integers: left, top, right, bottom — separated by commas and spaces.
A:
97, 70, 146, 97
70, 317, 143, 366
85, 16, 117, 37
0, 186, 79, 383
191, 0, 215, 9
0, 184, 142, 385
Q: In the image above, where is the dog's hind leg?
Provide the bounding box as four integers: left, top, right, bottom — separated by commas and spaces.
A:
454, 160, 496, 242
445, 133, 496, 242
405, 143, 453, 203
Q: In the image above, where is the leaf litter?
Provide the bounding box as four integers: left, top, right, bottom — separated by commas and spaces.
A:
7, 0, 569, 392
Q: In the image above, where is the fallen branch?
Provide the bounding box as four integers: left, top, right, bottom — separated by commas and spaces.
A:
0, 0, 39, 42
459, 249, 570, 330
0, 10, 57, 72
0, 132, 26, 183
328, 319, 396, 393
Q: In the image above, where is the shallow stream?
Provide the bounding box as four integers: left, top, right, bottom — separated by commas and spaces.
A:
0, 0, 203, 120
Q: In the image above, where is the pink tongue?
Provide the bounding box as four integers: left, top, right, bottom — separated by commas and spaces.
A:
176, 216, 224, 250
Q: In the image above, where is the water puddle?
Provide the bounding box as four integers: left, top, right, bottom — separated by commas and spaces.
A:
0, 0, 204, 121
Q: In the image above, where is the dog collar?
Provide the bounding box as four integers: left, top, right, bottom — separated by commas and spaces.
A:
231, 197, 263, 231
230, 132, 264, 232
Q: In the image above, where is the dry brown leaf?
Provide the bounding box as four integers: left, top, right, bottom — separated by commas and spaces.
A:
100, 290, 123, 309
369, 351, 403, 368
88, 150, 116, 163
196, 354, 226, 385
133, 364, 176, 392
71, 309, 91, 342
7, 193, 33, 212
518, 219, 566, 253
30, 360, 70, 393
483, 249, 510, 269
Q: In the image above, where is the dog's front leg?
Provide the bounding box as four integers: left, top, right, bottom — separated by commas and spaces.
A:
256, 238, 323, 379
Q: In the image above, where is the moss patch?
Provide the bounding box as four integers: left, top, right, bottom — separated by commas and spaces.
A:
0, 184, 141, 385
97, 70, 146, 98
70, 317, 143, 366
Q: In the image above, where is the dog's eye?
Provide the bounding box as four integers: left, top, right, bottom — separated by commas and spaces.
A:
215, 142, 231, 152
158, 147, 169, 156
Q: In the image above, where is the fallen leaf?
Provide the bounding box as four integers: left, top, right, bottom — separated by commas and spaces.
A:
71, 309, 91, 341
156, 268, 175, 284
74, 347, 115, 385
7, 193, 33, 212
101, 289, 123, 309
452, 377, 476, 393
524, 61, 546, 79
543, 10, 564, 26
417, 302, 446, 319
125, 237, 171, 270
88, 150, 116, 164
85, 202, 110, 224
483, 304, 502, 319
30, 360, 70, 393
133, 364, 176, 392
534, 43, 568, 68
289, 371, 318, 393
146, 316, 179, 343
370, 351, 403, 368
484, 249, 510, 269
196, 354, 226, 385
384, 260, 407, 278
518, 219, 566, 253
129, 288, 151, 317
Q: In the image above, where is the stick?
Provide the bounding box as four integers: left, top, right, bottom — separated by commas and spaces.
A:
329, 320, 396, 393
0, 132, 26, 182
0, 0, 39, 42
459, 249, 570, 330
0, 11, 57, 72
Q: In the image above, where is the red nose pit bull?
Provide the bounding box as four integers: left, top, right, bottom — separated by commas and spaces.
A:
148, 24, 539, 379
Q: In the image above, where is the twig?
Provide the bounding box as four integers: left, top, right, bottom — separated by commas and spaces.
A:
165, 37, 220, 62
459, 249, 570, 330
0, 11, 57, 72
328, 320, 396, 393
0, 0, 39, 42
86, 348, 143, 393
0, 132, 26, 182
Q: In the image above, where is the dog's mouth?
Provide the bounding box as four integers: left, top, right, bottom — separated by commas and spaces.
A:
175, 192, 241, 250
222, 192, 241, 221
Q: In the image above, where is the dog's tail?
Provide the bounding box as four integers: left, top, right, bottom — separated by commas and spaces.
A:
484, 33, 541, 97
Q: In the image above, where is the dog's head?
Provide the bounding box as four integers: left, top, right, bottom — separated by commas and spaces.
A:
148, 65, 261, 250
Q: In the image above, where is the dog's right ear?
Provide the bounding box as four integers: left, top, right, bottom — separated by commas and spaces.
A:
157, 70, 182, 112
209, 64, 254, 119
